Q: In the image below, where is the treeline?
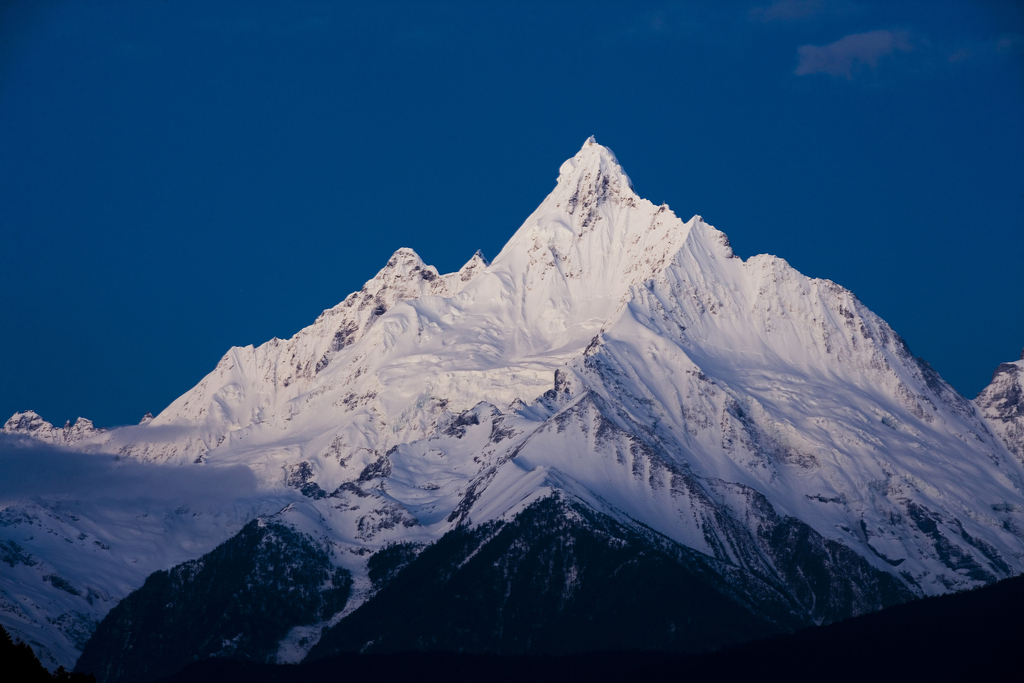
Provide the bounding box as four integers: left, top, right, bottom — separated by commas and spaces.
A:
0, 624, 94, 682
157, 572, 1022, 682
4, 571, 1021, 683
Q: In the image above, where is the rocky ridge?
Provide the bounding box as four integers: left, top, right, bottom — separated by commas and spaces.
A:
974, 349, 1024, 464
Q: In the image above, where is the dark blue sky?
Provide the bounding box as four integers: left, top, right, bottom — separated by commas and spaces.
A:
2, 1, 1022, 428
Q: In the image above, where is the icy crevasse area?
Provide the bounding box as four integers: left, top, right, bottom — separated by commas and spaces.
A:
3, 137, 1024, 669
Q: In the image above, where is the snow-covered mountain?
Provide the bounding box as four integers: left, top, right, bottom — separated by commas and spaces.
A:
975, 350, 1024, 464
3, 138, 1023, 677
2, 412, 105, 447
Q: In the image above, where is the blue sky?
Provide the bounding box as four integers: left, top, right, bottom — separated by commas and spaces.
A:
1, 0, 1022, 428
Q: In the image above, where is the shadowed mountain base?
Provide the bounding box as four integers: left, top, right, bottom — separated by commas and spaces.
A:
153, 573, 1022, 682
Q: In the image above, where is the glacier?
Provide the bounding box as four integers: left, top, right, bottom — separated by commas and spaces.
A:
2, 137, 1023, 673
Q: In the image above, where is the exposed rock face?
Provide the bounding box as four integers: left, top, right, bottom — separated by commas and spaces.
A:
2, 411, 103, 446
975, 351, 1024, 464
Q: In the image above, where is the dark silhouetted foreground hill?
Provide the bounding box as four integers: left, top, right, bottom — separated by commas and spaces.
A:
0, 624, 94, 682
152, 573, 1022, 682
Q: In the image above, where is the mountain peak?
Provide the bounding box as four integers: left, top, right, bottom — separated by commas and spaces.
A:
456, 250, 489, 282
360, 247, 448, 294
2, 409, 47, 434
2, 410, 103, 445
556, 137, 633, 192
381, 247, 427, 274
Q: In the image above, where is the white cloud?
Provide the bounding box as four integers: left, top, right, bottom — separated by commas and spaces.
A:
795, 29, 912, 78
945, 32, 1024, 65
0, 434, 261, 507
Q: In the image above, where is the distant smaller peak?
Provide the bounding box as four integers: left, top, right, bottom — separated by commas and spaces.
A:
508, 397, 528, 413
457, 250, 489, 282
3, 410, 49, 431
372, 248, 429, 283
2, 410, 100, 442
67, 417, 103, 435
386, 247, 424, 265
